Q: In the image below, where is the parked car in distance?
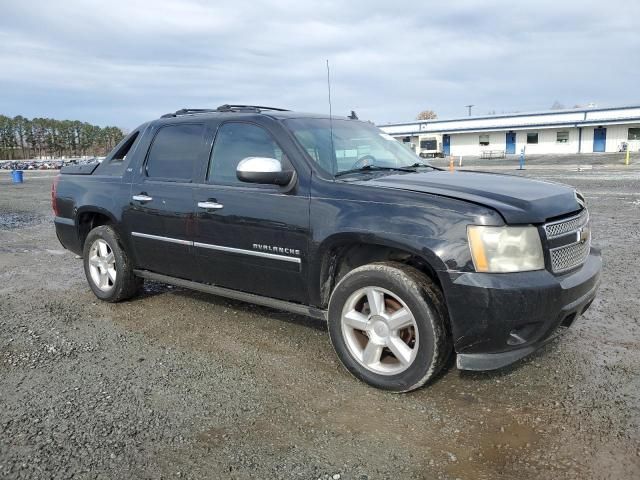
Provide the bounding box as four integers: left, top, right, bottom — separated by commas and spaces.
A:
52, 105, 601, 392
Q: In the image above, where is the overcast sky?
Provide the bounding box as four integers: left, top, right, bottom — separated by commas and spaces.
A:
1, 0, 639, 128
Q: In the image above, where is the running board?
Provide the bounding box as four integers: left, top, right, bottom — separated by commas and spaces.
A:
133, 269, 328, 321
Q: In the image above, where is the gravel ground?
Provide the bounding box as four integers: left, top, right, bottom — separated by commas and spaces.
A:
1, 159, 639, 480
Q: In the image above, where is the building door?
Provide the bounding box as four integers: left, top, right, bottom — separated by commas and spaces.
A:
506, 131, 516, 154
443, 134, 451, 156
593, 127, 606, 152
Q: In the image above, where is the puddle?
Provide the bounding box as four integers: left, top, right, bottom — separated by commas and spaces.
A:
0, 212, 45, 229
141, 280, 177, 296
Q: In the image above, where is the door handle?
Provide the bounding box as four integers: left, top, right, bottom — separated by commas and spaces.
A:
132, 194, 153, 202
197, 201, 224, 210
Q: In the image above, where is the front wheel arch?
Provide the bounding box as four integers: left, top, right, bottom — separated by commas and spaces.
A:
315, 236, 446, 308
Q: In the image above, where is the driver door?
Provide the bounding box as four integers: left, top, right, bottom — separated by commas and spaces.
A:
192, 121, 311, 303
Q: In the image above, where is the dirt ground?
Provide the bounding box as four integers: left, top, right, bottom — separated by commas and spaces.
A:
1, 156, 639, 479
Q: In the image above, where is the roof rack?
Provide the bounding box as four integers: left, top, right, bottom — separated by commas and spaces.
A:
160, 108, 217, 118
215, 104, 290, 113
160, 105, 289, 118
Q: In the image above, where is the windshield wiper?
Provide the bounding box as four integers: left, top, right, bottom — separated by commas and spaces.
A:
408, 162, 439, 170
334, 165, 416, 177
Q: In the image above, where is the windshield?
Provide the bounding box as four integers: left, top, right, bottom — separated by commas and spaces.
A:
284, 118, 429, 176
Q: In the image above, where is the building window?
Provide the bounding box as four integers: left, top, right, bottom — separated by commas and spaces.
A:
629, 128, 640, 140
527, 133, 539, 144
420, 138, 437, 150
479, 134, 490, 146
402, 137, 411, 143
557, 131, 569, 143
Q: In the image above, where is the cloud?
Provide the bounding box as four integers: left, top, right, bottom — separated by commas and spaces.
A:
1, 0, 639, 127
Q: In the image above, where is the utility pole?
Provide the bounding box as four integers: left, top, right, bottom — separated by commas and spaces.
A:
465, 104, 474, 116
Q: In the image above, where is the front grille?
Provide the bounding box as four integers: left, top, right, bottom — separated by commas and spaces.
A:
549, 240, 590, 273
544, 208, 591, 273
544, 209, 588, 238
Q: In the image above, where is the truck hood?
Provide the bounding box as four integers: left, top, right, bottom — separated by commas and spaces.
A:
362, 170, 581, 224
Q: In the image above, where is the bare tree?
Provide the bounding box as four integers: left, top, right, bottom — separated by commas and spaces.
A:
0, 114, 126, 160
416, 110, 438, 120
550, 101, 565, 110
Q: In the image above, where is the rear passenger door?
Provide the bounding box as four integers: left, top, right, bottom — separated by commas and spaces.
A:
192, 121, 311, 303
125, 122, 206, 279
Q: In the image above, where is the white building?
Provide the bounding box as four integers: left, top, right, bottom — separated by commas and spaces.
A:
379, 105, 640, 157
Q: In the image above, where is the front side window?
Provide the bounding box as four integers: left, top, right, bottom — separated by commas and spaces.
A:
628, 128, 640, 140
284, 118, 425, 175
208, 122, 287, 185
557, 131, 569, 143
145, 124, 204, 181
527, 133, 539, 144
479, 134, 490, 146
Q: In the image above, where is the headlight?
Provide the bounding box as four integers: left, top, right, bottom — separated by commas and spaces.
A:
467, 225, 544, 273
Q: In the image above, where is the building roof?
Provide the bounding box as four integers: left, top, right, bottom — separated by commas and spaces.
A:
380, 104, 640, 135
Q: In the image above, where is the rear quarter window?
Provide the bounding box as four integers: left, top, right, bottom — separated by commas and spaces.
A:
97, 131, 140, 176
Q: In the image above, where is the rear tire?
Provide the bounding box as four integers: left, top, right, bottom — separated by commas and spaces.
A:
327, 262, 451, 392
83, 225, 142, 302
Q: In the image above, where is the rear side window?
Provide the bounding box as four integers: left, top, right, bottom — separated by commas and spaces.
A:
146, 124, 204, 181
208, 122, 287, 185
98, 131, 140, 176
111, 131, 139, 163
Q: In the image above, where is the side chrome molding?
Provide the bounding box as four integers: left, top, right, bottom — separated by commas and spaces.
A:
193, 242, 301, 264
131, 232, 301, 263
131, 231, 191, 246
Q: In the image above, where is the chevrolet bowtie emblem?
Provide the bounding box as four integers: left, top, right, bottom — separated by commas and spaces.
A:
577, 227, 590, 244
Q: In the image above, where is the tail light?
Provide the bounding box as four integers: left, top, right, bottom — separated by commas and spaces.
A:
51, 175, 60, 216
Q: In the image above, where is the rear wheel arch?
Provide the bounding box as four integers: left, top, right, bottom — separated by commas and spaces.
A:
76, 208, 118, 250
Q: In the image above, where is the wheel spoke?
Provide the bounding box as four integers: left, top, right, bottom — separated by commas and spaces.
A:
99, 272, 109, 289
362, 341, 383, 366
387, 308, 414, 331
343, 310, 370, 331
106, 267, 116, 283
387, 336, 413, 365
98, 241, 108, 257
104, 252, 115, 266
365, 288, 385, 316
89, 255, 101, 267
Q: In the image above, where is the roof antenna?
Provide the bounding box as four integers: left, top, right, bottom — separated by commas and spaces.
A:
326, 59, 336, 174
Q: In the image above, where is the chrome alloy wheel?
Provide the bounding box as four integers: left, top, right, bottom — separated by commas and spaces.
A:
340, 287, 419, 375
88, 238, 116, 292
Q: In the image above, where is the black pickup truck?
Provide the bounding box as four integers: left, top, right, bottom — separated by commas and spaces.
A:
53, 105, 601, 392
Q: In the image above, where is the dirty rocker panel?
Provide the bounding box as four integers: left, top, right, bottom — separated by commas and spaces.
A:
133, 269, 326, 320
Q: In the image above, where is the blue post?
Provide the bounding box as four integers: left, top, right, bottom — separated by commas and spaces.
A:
518, 147, 525, 170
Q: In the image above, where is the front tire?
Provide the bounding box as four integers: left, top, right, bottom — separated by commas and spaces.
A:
328, 262, 451, 392
83, 225, 142, 302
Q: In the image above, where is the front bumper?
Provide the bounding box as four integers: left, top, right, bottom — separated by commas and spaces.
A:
438, 247, 601, 371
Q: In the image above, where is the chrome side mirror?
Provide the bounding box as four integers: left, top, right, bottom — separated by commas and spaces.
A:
236, 157, 294, 186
